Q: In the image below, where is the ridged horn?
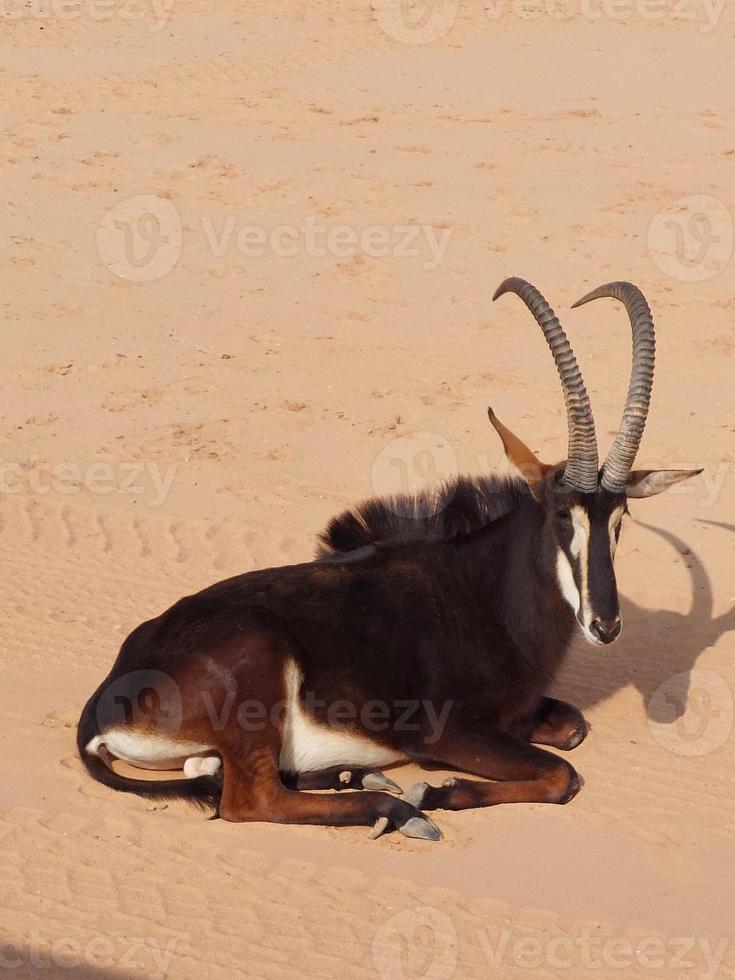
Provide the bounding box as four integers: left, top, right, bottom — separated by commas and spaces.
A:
571, 282, 655, 493
493, 277, 599, 493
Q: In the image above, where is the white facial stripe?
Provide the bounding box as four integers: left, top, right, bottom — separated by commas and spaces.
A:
556, 506, 601, 645
568, 505, 589, 559
572, 507, 592, 634
557, 506, 624, 647
556, 550, 580, 615
609, 506, 624, 557
570, 507, 593, 628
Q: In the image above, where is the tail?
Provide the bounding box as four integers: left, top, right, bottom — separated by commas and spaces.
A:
76, 692, 221, 812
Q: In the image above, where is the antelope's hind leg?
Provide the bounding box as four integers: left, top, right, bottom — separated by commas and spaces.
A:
220, 749, 440, 840
202, 636, 429, 836
405, 724, 580, 813
281, 766, 402, 795
511, 696, 589, 751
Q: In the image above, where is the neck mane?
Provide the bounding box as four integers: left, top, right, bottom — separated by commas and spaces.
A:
316, 474, 527, 558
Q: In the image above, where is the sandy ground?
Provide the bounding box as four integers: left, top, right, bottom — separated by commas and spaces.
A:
2, 1, 735, 977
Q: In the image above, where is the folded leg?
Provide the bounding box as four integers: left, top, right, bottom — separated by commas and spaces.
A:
510, 696, 589, 750
221, 748, 439, 840
404, 723, 580, 812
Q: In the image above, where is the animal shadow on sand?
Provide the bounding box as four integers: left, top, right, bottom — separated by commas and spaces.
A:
0, 953, 143, 980
556, 520, 735, 724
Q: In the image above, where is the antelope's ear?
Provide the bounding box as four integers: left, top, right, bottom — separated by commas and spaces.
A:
626, 468, 703, 498
488, 407, 551, 502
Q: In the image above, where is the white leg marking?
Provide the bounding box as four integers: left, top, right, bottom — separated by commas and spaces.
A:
183, 756, 221, 778
279, 659, 405, 773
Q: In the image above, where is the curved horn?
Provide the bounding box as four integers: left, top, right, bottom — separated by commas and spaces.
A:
493, 277, 599, 492
571, 282, 655, 493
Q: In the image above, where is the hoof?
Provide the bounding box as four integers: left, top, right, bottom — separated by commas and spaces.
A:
559, 771, 583, 804
563, 720, 590, 751
368, 816, 390, 840
361, 771, 403, 795
402, 781, 430, 809
399, 815, 443, 842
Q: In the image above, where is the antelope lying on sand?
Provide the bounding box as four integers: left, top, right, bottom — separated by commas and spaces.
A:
78, 278, 700, 840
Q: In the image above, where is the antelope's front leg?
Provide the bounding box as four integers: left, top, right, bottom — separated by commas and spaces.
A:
511, 696, 589, 751
403, 724, 580, 813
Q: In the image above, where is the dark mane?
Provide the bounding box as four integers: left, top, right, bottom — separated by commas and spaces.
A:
316, 474, 526, 558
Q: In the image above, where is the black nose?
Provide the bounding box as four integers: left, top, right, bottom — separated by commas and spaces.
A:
591, 617, 622, 644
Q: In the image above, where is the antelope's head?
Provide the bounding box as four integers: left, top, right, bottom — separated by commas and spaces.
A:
491, 278, 701, 647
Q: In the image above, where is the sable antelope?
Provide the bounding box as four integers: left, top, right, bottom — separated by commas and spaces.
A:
77, 278, 701, 841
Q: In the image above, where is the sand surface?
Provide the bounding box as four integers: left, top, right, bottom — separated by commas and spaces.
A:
2, 2, 735, 977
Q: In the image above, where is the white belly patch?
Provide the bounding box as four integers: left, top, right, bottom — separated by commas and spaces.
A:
278, 660, 405, 773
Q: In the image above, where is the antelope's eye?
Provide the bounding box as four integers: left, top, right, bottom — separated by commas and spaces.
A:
555, 509, 572, 522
